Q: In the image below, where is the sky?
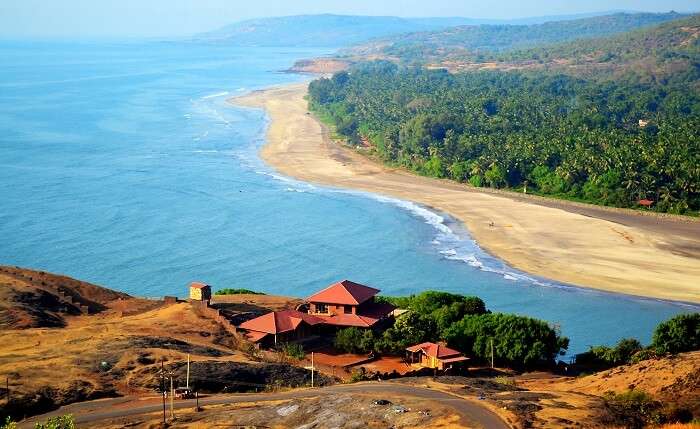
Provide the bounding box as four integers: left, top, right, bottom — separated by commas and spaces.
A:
0, 0, 697, 38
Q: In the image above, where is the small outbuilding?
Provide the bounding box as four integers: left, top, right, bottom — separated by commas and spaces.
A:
189, 282, 212, 302
406, 342, 469, 372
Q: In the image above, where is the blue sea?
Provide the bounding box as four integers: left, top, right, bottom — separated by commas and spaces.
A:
0, 40, 695, 355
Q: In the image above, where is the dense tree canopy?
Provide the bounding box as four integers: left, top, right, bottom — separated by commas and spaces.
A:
309, 60, 700, 214
445, 313, 569, 368
651, 313, 700, 354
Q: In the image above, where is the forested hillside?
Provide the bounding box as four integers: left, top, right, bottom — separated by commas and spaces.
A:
195, 15, 485, 47
308, 16, 700, 214
341, 12, 687, 63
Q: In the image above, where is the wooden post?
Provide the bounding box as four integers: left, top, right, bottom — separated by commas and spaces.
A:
160, 361, 166, 427
186, 354, 190, 389
169, 375, 175, 420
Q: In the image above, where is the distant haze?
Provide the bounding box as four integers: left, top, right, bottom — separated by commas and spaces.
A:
0, 0, 697, 38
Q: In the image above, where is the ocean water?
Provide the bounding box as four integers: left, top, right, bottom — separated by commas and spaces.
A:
0, 40, 696, 355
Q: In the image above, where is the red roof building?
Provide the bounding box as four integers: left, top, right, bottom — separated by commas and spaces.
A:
406, 342, 469, 371
306, 280, 394, 328
237, 280, 396, 347
638, 199, 654, 207
238, 310, 325, 346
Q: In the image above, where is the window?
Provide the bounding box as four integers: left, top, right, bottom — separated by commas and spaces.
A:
344, 305, 352, 314
315, 303, 328, 314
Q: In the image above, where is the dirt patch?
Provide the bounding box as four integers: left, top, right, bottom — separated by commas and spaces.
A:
86, 393, 460, 429
0, 266, 134, 329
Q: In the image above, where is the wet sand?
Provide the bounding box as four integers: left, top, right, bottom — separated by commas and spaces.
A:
231, 82, 700, 304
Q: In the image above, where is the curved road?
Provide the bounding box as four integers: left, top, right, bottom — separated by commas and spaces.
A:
21, 382, 509, 428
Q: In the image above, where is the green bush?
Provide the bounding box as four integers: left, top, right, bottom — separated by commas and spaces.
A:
445, 313, 568, 369
651, 313, 700, 354
1, 417, 16, 429
577, 338, 644, 367
334, 328, 375, 354
215, 288, 265, 295
629, 348, 658, 364
375, 312, 437, 354
281, 343, 305, 360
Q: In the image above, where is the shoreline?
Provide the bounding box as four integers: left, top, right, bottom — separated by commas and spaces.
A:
231, 82, 700, 304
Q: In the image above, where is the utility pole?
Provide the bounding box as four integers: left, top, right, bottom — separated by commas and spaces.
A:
159, 361, 166, 427
186, 354, 190, 390
311, 352, 314, 388
169, 374, 174, 420
5, 377, 9, 404
490, 338, 494, 369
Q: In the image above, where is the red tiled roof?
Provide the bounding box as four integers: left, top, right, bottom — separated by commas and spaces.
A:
244, 331, 269, 343
314, 302, 395, 328
239, 310, 325, 335
638, 199, 654, 206
406, 342, 463, 359
190, 282, 210, 289
441, 356, 470, 364
306, 280, 379, 305
315, 313, 379, 328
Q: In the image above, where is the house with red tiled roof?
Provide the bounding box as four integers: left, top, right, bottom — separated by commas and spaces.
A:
306, 280, 394, 328
406, 342, 469, 371
238, 310, 325, 348
237, 280, 395, 347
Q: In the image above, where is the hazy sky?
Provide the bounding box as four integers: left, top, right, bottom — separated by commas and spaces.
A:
0, 0, 696, 38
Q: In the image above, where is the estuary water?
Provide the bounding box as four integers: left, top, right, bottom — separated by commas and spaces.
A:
0, 40, 695, 355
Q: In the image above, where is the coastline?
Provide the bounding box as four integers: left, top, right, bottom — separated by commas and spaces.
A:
231, 82, 700, 304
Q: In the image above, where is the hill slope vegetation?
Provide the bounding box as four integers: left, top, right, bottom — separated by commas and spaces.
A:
308, 15, 700, 214
341, 12, 689, 63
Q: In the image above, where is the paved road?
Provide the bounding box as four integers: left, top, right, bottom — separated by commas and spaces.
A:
21, 382, 509, 428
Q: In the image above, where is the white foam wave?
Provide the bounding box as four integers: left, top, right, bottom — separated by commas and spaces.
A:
201, 91, 229, 99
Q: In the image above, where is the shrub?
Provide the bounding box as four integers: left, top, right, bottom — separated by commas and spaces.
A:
652, 313, 700, 355
215, 288, 265, 295
629, 348, 658, 364
281, 343, 305, 360
602, 390, 662, 429
375, 312, 437, 354
577, 338, 644, 368
1, 417, 16, 429
334, 328, 374, 354
445, 313, 568, 369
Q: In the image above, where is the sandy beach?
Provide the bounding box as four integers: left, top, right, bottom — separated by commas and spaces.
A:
232, 82, 700, 304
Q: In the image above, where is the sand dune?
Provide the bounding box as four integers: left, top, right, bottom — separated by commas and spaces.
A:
232, 82, 700, 304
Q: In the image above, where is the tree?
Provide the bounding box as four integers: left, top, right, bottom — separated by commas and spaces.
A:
651, 313, 700, 354
577, 337, 643, 367
375, 312, 438, 354
484, 164, 507, 188
334, 328, 367, 354
445, 313, 569, 369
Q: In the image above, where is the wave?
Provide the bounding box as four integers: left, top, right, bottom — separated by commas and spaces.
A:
201, 91, 230, 99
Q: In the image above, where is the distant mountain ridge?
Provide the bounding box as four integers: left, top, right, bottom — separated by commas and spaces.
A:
195, 12, 639, 47
340, 12, 690, 62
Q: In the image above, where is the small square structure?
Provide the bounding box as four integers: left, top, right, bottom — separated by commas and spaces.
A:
189, 282, 211, 302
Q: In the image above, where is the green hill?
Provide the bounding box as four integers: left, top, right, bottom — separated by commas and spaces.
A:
307, 16, 700, 215
194, 12, 650, 48
341, 12, 689, 62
